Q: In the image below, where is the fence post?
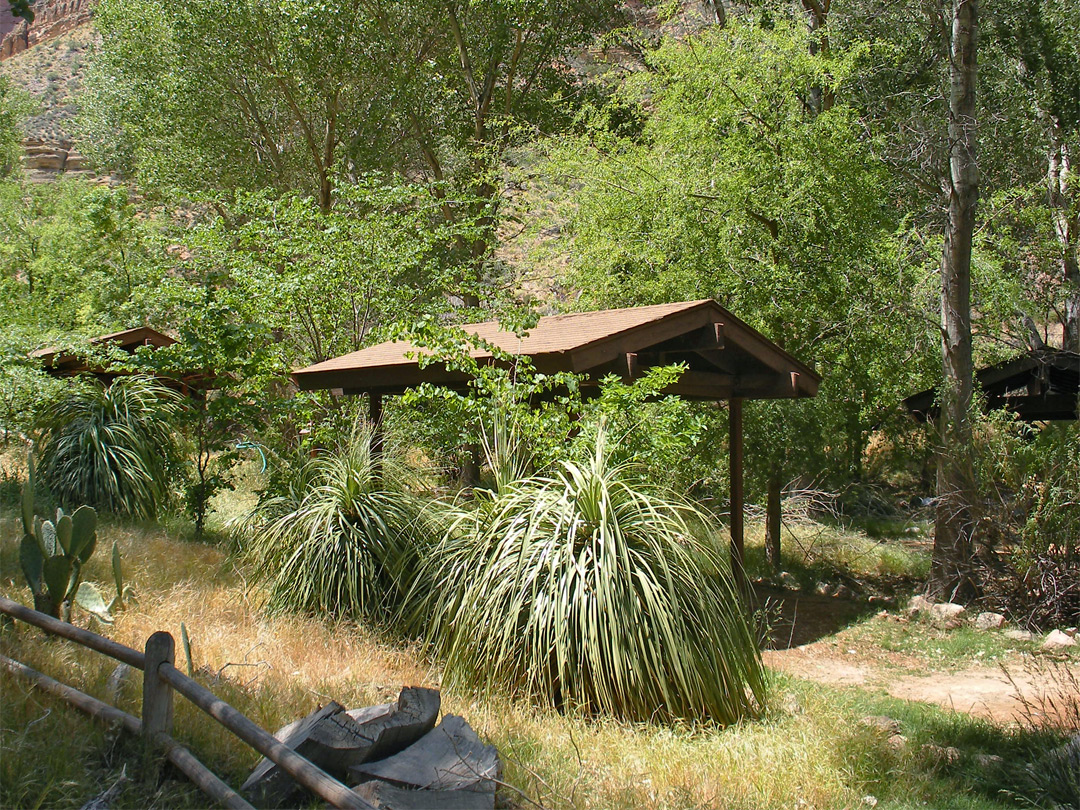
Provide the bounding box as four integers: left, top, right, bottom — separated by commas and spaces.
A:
143, 631, 175, 774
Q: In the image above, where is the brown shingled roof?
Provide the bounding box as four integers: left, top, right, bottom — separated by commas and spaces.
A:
293, 299, 821, 401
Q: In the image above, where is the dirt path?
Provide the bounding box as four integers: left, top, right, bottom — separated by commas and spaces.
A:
764, 636, 1080, 725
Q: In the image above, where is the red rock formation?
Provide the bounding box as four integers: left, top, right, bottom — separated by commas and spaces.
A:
1, 0, 94, 60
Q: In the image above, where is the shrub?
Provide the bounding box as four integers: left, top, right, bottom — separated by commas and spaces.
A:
38, 376, 181, 518
240, 430, 425, 625
973, 419, 1079, 629
410, 430, 767, 724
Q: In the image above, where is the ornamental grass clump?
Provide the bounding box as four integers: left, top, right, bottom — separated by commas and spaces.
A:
39, 376, 181, 518
412, 432, 767, 724
241, 433, 424, 626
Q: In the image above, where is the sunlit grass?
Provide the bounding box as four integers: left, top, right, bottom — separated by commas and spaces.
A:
740, 518, 931, 586
0, 517, 1067, 809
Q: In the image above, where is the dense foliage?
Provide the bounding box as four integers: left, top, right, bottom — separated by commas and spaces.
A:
0, 0, 1077, 725
409, 430, 765, 723
38, 376, 180, 518
240, 429, 425, 623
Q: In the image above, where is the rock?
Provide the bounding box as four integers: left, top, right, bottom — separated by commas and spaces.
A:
921, 744, 961, 765
351, 715, 500, 794
1042, 629, 1077, 651
886, 734, 908, 753
1005, 629, 1035, 642
974, 753, 1004, 768
1040, 733, 1079, 778
862, 796, 878, 808
906, 595, 934, 617
815, 581, 833, 597
242, 702, 345, 807
1, 0, 94, 60
104, 664, 133, 706
353, 781, 495, 810
243, 687, 441, 807
930, 603, 966, 624
310, 687, 440, 770
859, 715, 901, 736
974, 612, 1006, 631
22, 151, 66, 171
777, 571, 800, 590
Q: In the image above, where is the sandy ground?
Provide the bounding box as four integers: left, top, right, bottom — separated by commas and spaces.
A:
764, 639, 1080, 725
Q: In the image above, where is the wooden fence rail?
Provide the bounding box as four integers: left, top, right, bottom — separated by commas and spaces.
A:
0, 595, 375, 810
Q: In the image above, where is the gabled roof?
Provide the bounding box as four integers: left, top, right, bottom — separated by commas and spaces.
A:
32, 326, 176, 371
293, 300, 821, 401
904, 349, 1079, 422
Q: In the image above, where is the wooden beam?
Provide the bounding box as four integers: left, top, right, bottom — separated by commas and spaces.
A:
143, 632, 175, 768
568, 307, 717, 373
729, 398, 745, 584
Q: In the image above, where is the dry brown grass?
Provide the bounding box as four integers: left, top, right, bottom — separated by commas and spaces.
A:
0, 517, 1050, 809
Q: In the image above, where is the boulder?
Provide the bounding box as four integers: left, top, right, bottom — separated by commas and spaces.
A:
777, 571, 800, 590
1005, 628, 1035, 642
929, 603, 966, 625
974, 612, 1006, 631
351, 715, 500, 794
242, 701, 345, 807
1042, 630, 1077, 651
243, 687, 441, 807
859, 715, 901, 736
906, 595, 934, 617
353, 781, 495, 810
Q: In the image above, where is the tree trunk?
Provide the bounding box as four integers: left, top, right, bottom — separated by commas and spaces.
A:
1047, 124, 1080, 352
801, 0, 834, 113
765, 475, 782, 575
932, 0, 979, 602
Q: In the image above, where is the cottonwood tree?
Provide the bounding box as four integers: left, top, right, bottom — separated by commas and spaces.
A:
83, 0, 620, 280
992, 1, 1080, 351
84, 0, 390, 211
932, 0, 978, 601
545, 18, 928, 545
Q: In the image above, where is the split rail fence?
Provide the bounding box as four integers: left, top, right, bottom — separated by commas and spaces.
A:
0, 595, 376, 810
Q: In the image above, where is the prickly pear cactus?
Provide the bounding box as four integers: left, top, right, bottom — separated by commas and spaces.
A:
18, 453, 111, 623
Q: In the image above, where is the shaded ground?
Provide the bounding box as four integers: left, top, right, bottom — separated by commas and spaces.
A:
754, 584, 879, 648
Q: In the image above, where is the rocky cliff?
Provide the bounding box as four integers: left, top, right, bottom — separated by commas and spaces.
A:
1, 0, 93, 60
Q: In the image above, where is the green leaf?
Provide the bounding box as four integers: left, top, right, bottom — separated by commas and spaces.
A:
111, 541, 124, 602
20, 534, 44, 594
40, 520, 57, 557
78, 533, 98, 565
74, 582, 114, 624
55, 514, 73, 555
21, 453, 34, 535
42, 556, 73, 604
70, 506, 98, 559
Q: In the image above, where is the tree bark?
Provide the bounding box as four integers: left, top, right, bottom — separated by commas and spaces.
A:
932, 0, 979, 602
1047, 124, 1080, 352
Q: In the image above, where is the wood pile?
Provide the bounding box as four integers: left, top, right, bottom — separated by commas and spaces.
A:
242, 687, 500, 809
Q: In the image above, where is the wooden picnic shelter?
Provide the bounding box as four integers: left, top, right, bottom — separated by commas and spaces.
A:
32, 326, 175, 379
292, 299, 821, 575
32, 326, 209, 394
904, 348, 1079, 423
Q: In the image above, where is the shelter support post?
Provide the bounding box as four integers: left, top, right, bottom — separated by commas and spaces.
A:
369, 393, 384, 479
729, 397, 745, 585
